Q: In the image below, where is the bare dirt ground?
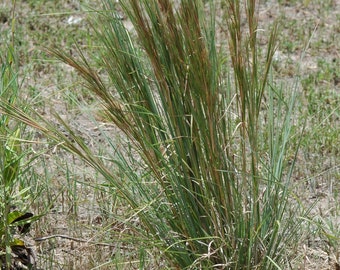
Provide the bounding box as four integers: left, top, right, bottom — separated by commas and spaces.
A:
0, 0, 339, 269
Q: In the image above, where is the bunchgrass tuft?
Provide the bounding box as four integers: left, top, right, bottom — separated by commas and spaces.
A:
0, 0, 308, 268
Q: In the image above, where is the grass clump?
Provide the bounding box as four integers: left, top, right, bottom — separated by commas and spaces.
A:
1, 0, 307, 269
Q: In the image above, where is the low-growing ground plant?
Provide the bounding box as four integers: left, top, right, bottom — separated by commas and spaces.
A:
0, 44, 38, 269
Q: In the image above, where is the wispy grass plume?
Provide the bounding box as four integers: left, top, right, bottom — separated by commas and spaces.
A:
0, 0, 306, 268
